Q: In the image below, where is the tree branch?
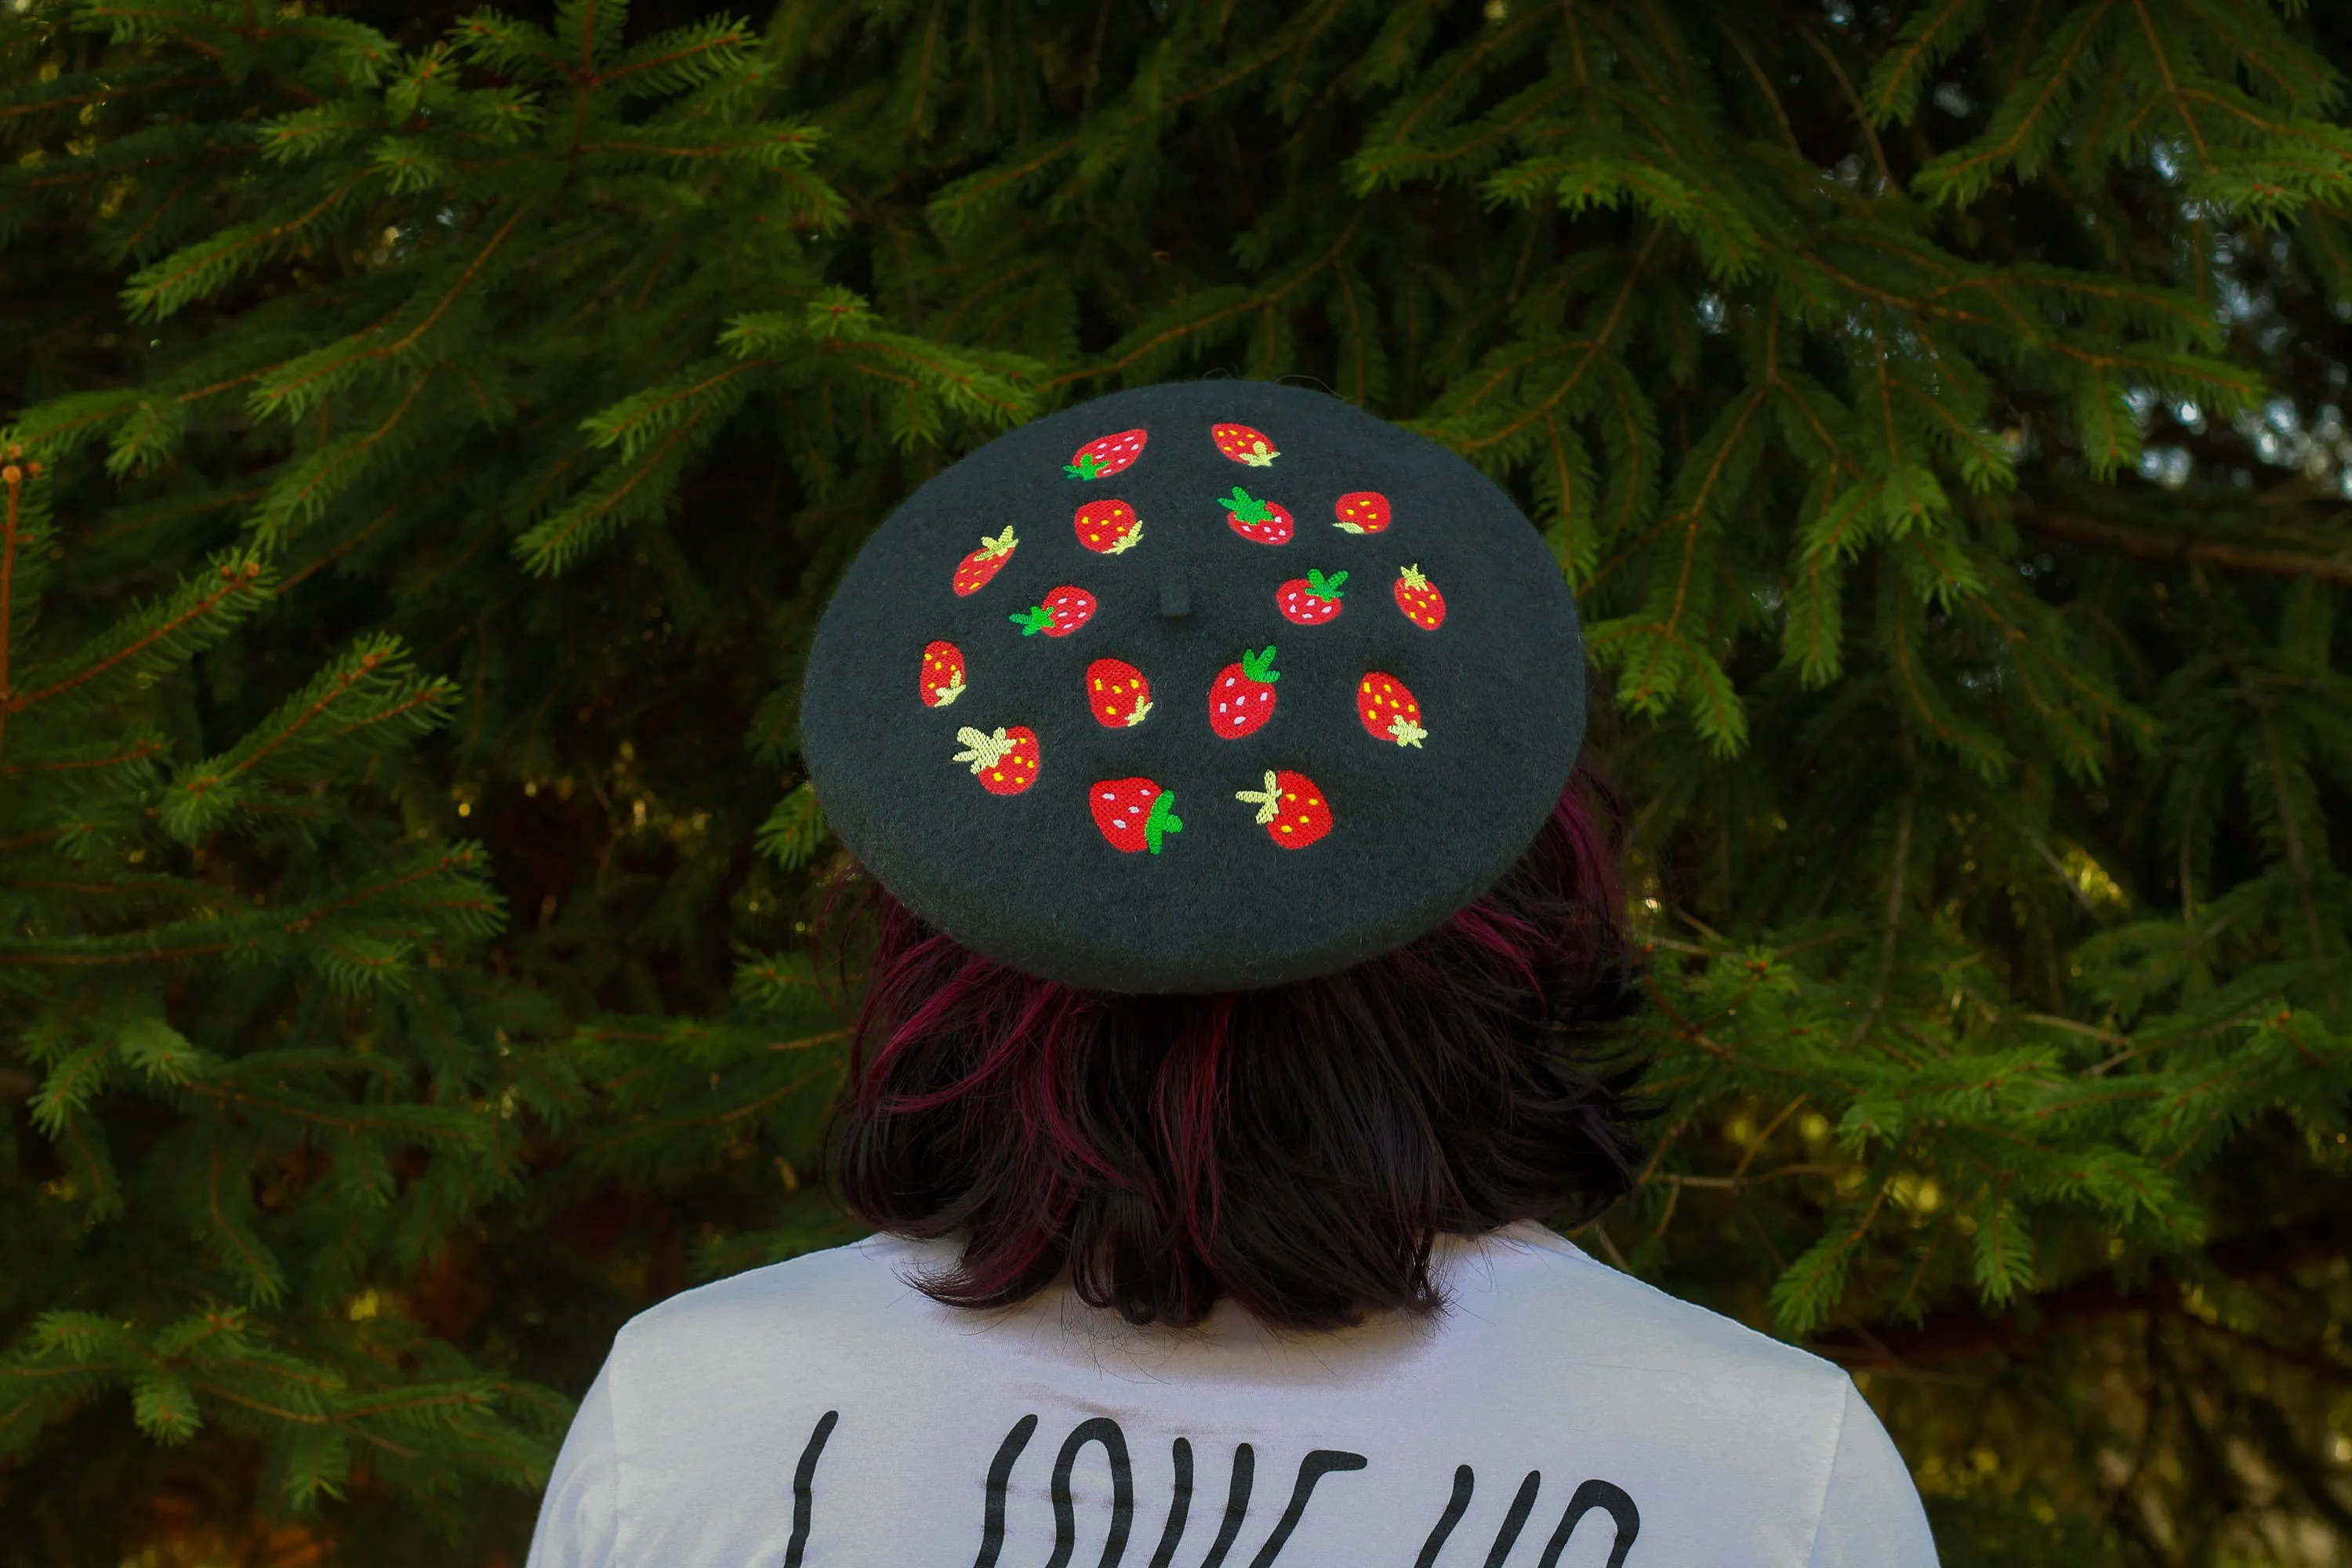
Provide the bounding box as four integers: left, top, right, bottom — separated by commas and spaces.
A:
2020, 506, 2352, 587
1814, 1207, 2352, 1368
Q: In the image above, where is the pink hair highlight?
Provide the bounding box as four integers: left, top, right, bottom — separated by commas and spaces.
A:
830, 775, 1646, 1327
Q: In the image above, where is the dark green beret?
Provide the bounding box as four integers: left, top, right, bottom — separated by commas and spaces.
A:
800, 380, 1585, 994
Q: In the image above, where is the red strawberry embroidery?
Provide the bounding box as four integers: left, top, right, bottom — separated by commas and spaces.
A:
1065, 429, 1147, 481
1393, 564, 1446, 630
1235, 768, 1332, 849
953, 725, 1040, 795
1091, 777, 1184, 855
1010, 586, 1098, 637
1276, 568, 1347, 626
1333, 491, 1391, 535
1356, 672, 1427, 748
1073, 498, 1144, 554
1087, 658, 1154, 728
1211, 423, 1279, 466
1208, 646, 1280, 739
920, 641, 967, 708
952, 528, 1018, 597
1221, 488, 1294, 546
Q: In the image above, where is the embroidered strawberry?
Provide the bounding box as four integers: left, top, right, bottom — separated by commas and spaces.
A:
920, 641, 967, 708
1091, 777, 1184, 855
1208, 646, 1280, 738
952, 528, 1018, 596
1211, 423, 1279, 466
1356, 672, 1427, 748
1086, 658, 1153, 728
1010, 585, 1098, 637
1393, 563, 1446, 630
1276, 568, 1347, 626
1065, 428, 1148, 481
1073, 498, 1143, 554
1333, 491, 1391, 535
1235, 768, 1332, 849
1221, 488, 1294, 546
953, 725, 1040, 795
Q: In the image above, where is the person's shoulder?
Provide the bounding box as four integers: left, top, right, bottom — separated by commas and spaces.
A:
612, 1231, 945, 1359
1457, 1222, 1853, 1396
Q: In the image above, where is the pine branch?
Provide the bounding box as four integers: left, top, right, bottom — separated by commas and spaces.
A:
124, 169, 376, 321
6, 557, 268, 717
593, 18, 756, 96
1828, 1208, 2352, 1368
250, 200, 538, 419
2020, 506, 2352, 586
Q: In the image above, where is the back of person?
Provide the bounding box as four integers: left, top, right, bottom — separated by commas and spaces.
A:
533, 1227, 1926, 1566
527, 381, 1940, 1566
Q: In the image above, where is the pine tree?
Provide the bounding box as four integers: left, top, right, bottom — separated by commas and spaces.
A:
0, 1, 1023, 1556
3, 1, 2351, 1563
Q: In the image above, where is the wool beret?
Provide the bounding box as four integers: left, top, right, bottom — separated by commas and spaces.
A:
800, 379, 1586, 994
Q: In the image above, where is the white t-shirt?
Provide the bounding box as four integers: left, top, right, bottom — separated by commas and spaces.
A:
527, 1223, 1939, 1566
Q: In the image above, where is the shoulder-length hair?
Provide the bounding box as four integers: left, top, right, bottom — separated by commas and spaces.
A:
829, 773, 1655, 1331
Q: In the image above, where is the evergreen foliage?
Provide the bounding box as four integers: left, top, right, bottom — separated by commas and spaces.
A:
2, 0, 2351, 1562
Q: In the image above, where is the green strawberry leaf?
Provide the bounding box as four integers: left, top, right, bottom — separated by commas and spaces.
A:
1011, 606, 1052, 634
1241, 646, 1279, 682
1308, 568, 1347, 600
1145, 790, 1181, 853
1222, 486, 1272, 523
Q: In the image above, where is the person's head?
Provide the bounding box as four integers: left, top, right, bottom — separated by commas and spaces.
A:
798, 380, 1651, 1330
829, 773, 1653, 1331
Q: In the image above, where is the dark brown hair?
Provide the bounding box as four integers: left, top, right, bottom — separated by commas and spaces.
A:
830, 775, 1654, 1330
